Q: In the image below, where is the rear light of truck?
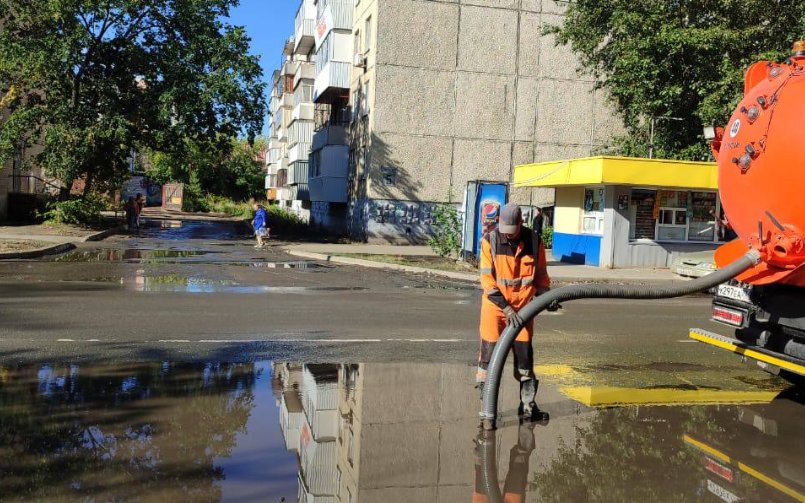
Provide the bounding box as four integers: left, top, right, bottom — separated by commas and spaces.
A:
713, 306, 745, 327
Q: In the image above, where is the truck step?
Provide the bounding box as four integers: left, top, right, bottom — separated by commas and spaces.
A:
689, 328, 805, 377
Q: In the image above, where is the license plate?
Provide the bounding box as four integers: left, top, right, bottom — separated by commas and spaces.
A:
717, 284, 751, 303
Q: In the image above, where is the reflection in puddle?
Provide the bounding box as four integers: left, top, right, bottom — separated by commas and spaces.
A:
137, 220, 246, 240
249, 261, 330, 270
56, 248, 214, 263
124, 272, 366, 293
0, 361, 803, 502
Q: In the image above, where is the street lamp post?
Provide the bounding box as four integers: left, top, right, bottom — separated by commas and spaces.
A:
648, 116, 684, 159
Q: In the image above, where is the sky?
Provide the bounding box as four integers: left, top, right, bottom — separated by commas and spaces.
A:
226, 0, 300, 132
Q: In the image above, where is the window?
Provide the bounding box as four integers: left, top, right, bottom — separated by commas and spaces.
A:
628, 188, 722, 242
582, 187, 605, 235
361, 80, 370, 116
657, 207, 688, 241
364, 16, 372, 53
688, 191, 718, 241
353, 29, 360, 57
655, 190, 688, 241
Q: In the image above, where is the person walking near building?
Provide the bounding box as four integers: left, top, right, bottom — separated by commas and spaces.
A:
476, 203, 551, 421
135, 193, 146, 229
252, 203, 269, 248
124, 196, 138, 232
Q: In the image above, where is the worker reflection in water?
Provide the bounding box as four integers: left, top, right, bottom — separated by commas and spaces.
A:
477, 203, 551, 420
473, 422, 538, 503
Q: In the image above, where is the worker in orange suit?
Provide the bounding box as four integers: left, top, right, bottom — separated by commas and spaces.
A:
476, 203, 551, 421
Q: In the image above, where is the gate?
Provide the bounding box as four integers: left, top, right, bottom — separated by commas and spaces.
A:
162, 183, 184, 211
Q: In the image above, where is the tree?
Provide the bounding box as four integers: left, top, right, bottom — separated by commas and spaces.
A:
144, 136, 266, 201
547, 1, 805, 160
0, 0, 266, 195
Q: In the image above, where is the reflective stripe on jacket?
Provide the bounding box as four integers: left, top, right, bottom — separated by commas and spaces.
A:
479, 226, 550, 310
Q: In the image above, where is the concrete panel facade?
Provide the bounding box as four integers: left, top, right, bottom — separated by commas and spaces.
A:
457, 6, 518, 75
376, 0, 458, 71
341, 0, 624, 242
372, 64, 455, 136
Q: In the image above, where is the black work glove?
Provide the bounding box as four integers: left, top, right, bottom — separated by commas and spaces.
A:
502, 305, 524, 328
547, 300, 562, 312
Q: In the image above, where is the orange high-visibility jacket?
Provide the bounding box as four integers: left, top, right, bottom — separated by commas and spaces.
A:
479, 227, 550, 311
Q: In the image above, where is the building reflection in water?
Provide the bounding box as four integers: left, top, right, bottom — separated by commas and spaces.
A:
273, 363, 805, 503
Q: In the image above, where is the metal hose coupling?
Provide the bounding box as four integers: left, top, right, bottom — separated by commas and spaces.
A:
480, 249, 761, 430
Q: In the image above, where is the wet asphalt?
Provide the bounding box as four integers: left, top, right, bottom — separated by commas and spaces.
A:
0, 218, 802, 502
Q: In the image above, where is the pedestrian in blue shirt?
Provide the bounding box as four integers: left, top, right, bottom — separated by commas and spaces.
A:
252, 203, 269, 248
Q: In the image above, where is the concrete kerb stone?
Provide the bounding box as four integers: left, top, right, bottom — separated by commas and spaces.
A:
82, 225, 125, 242
0, 242, 76, 260
286, 249, 481, 283
286, 248, 688, 287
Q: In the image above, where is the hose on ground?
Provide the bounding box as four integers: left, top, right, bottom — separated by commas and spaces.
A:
480, 249, 762, 430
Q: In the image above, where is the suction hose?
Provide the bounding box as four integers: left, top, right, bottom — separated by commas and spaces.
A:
480, 249, 762, 430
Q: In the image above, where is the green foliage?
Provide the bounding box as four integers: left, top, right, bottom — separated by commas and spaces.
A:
428, 203, 463, 259
187, 194, 255, 218
42, 195, 106, 226
0, 0, 266, 192
146, 137, 266, 202
546, 1, 803, 160
541, 225, 554, 249
265, 205, 309, 237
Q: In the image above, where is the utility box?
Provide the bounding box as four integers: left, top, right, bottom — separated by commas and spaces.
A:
461, 181, 509, 261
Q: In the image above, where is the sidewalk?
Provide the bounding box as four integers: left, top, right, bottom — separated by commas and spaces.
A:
0, 223, 121, 259
285, 243, 681, 285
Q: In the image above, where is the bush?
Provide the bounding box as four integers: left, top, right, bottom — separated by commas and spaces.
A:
266, 205, 308, 237
42, 195, 106, 226
541, 225, 553, 249
428, 203, 462, 259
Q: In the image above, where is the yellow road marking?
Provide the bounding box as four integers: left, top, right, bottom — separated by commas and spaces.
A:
561, 386, 777, 407
534, 364, 577, 377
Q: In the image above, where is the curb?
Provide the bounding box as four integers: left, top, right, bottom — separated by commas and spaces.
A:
286, 249, 686, 286
286, 249, 480, 283
0, 242, 76, 260
82, 225, 124, 242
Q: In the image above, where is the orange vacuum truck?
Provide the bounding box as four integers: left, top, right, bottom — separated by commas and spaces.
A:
691, 41, 805, 384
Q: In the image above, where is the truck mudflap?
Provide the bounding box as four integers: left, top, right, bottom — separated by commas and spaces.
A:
690, 328, 805, 378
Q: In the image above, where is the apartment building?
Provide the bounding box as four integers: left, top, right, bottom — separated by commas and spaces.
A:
268, 0, 623, 240
318, 0, 620, 242
265, 17, 317, 222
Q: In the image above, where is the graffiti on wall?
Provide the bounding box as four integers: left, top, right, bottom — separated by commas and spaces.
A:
368, 200, 441, 227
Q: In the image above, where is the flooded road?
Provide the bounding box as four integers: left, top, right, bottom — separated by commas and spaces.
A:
1, 218, 804, 500
0, 359, 802, 502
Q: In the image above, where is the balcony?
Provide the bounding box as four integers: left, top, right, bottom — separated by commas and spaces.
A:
289, 183, 310, 201
293, 62, 316, 90
316, 0, 353, 39
279, 92, 294, 109
292, 102, 314, 123
311, 124, 347, 150
294, 0, 316, 55
309, 175, 348, 203
314, 61, 351, 102
289, 143, 312, 164
277, 127, 288, 142
308, 142, 348, 204
289, 160, 309, 185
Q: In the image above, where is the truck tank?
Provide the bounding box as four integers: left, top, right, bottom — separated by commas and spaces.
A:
714, 41, 805, 285
695, 41, 805, 383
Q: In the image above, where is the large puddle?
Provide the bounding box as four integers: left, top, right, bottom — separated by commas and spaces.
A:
0, 361, 802, 502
